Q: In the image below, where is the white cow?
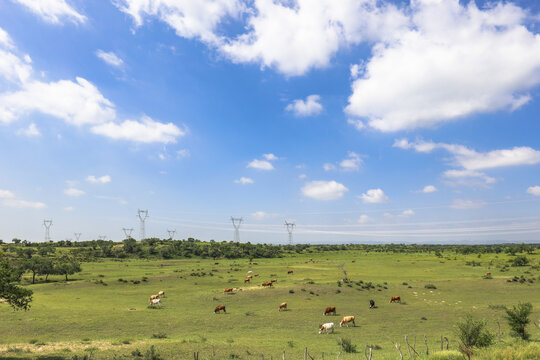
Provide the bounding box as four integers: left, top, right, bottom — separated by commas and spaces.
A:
157, 291, 165, 297
150, 298, 161, 306
319, 322, 335, 334
247, 271, 253, 274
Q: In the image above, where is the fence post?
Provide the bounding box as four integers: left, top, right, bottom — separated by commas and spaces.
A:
424, 335, 429, 355
304, 347, 307, 360
282, 350, 285, 360
441, 335, 443, 351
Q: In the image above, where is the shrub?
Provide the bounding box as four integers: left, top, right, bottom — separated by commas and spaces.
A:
151, 332, 167, 339
510, 256, 529, 267
402, 282, 408, 285
144, 345, 163, 360
425, 284, 437, 289
456, 314, 494, 354
505, 302, 533, 340
29, 339, 38, 344
339, 338, 357, 353
289, 289, 295, 294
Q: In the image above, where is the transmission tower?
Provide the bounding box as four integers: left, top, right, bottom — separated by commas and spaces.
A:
231, 217, 243, 242
137, 209, 149, 240
285, 220, 296, 245
167, 229, 176, 240
43, 219, 52, 242
74, 232, 81, 241
123, 228, 134, 239
98, 235, 107, 241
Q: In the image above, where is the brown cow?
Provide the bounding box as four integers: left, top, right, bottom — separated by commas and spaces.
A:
224, 288, 234, 293
486, 272, 491, 276
352, 260, 356, 263
262, 282, 273, 287
244, 278, 250, 283
278, 302, 287, 311
246, 275, 253, 279
254, 274, 259, 277
214, 305, 226, 314
270, 279, 277, 283
287, 270, 293, 274
340, 316, 355, 327
149, 294, 159, 303
323, 306, 336, 315
214, 262, 219, 265
390, 296, 401, 303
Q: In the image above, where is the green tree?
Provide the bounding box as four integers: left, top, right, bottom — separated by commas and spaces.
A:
510, 255, 529, 267
505, 303, 533, 340
54, 256, 82, 281
0, 255, 33, 310
11, 238, 21, 244
456, 314, 494, 359
123, 238, 138, 254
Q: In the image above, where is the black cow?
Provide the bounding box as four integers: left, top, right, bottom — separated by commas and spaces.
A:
369, 299, 375, 309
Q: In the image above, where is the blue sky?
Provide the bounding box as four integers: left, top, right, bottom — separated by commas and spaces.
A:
1, 0, 540, 244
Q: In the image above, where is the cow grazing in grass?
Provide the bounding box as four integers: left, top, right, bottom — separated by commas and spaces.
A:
214, 262, 219, 265
319, 323, 335, 334
324, 306, 336, 315
214, 305, 226, 314
254, 274, 259, 277
150, 298, 161, 306
247, 271, 253, 274
224, 288, 234, 293
369, 299, 375, 309
287, 270, 293, 274
486, 272, 491, 276
246, 275, 253, 279
390, 296, 401, 303
149, 294, 159, 303
352, 260, 356, 263
158, 291, 165, 297
278, 302, 287, 311
340, 316, 355, 327
270, 279, 277, 283
262, 282, 273, 287
244, 278, 250, 283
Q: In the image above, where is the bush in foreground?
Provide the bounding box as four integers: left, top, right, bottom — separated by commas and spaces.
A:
505, 302, 533, 340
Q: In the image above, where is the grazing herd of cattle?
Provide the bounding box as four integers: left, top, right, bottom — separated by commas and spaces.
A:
148, 267, 403, 334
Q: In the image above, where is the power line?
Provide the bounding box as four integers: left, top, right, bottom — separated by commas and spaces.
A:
137, 209, 149, 240
231, 217, 243, 242
122, 228, 134, 239
43, 220, 52, 242
285, 220, 296, 245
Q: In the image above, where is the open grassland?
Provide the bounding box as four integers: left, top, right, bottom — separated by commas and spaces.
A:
0, 250, 539, 359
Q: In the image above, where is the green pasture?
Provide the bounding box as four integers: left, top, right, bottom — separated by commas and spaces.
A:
0, 251, 539, 359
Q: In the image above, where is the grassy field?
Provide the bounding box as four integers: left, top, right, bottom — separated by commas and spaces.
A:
0, 250, 539, 359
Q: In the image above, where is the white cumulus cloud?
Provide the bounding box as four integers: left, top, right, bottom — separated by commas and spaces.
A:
96, 50, 124, 67
262, 153, 278, 161
395, 138, 540, 185
221, 0, 408, 76
0, 77, 116, 125
420, 185, 437, 193
86, 175, 111, 184
451, 199, 486, 209
64, 187, 85, 197
285, 95, 322, 117
0, 189, 45, 208
116, 0, 244, 44
527, 186, 540, 196
346, 1, 540, 132
360, 188, 388, 203
339, 151, 363, 171
301, 180, 348, 200
235, 177, 254, 184
11, 0, 86, 24
16, 122, 40, 137
91, 116, 185, 144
